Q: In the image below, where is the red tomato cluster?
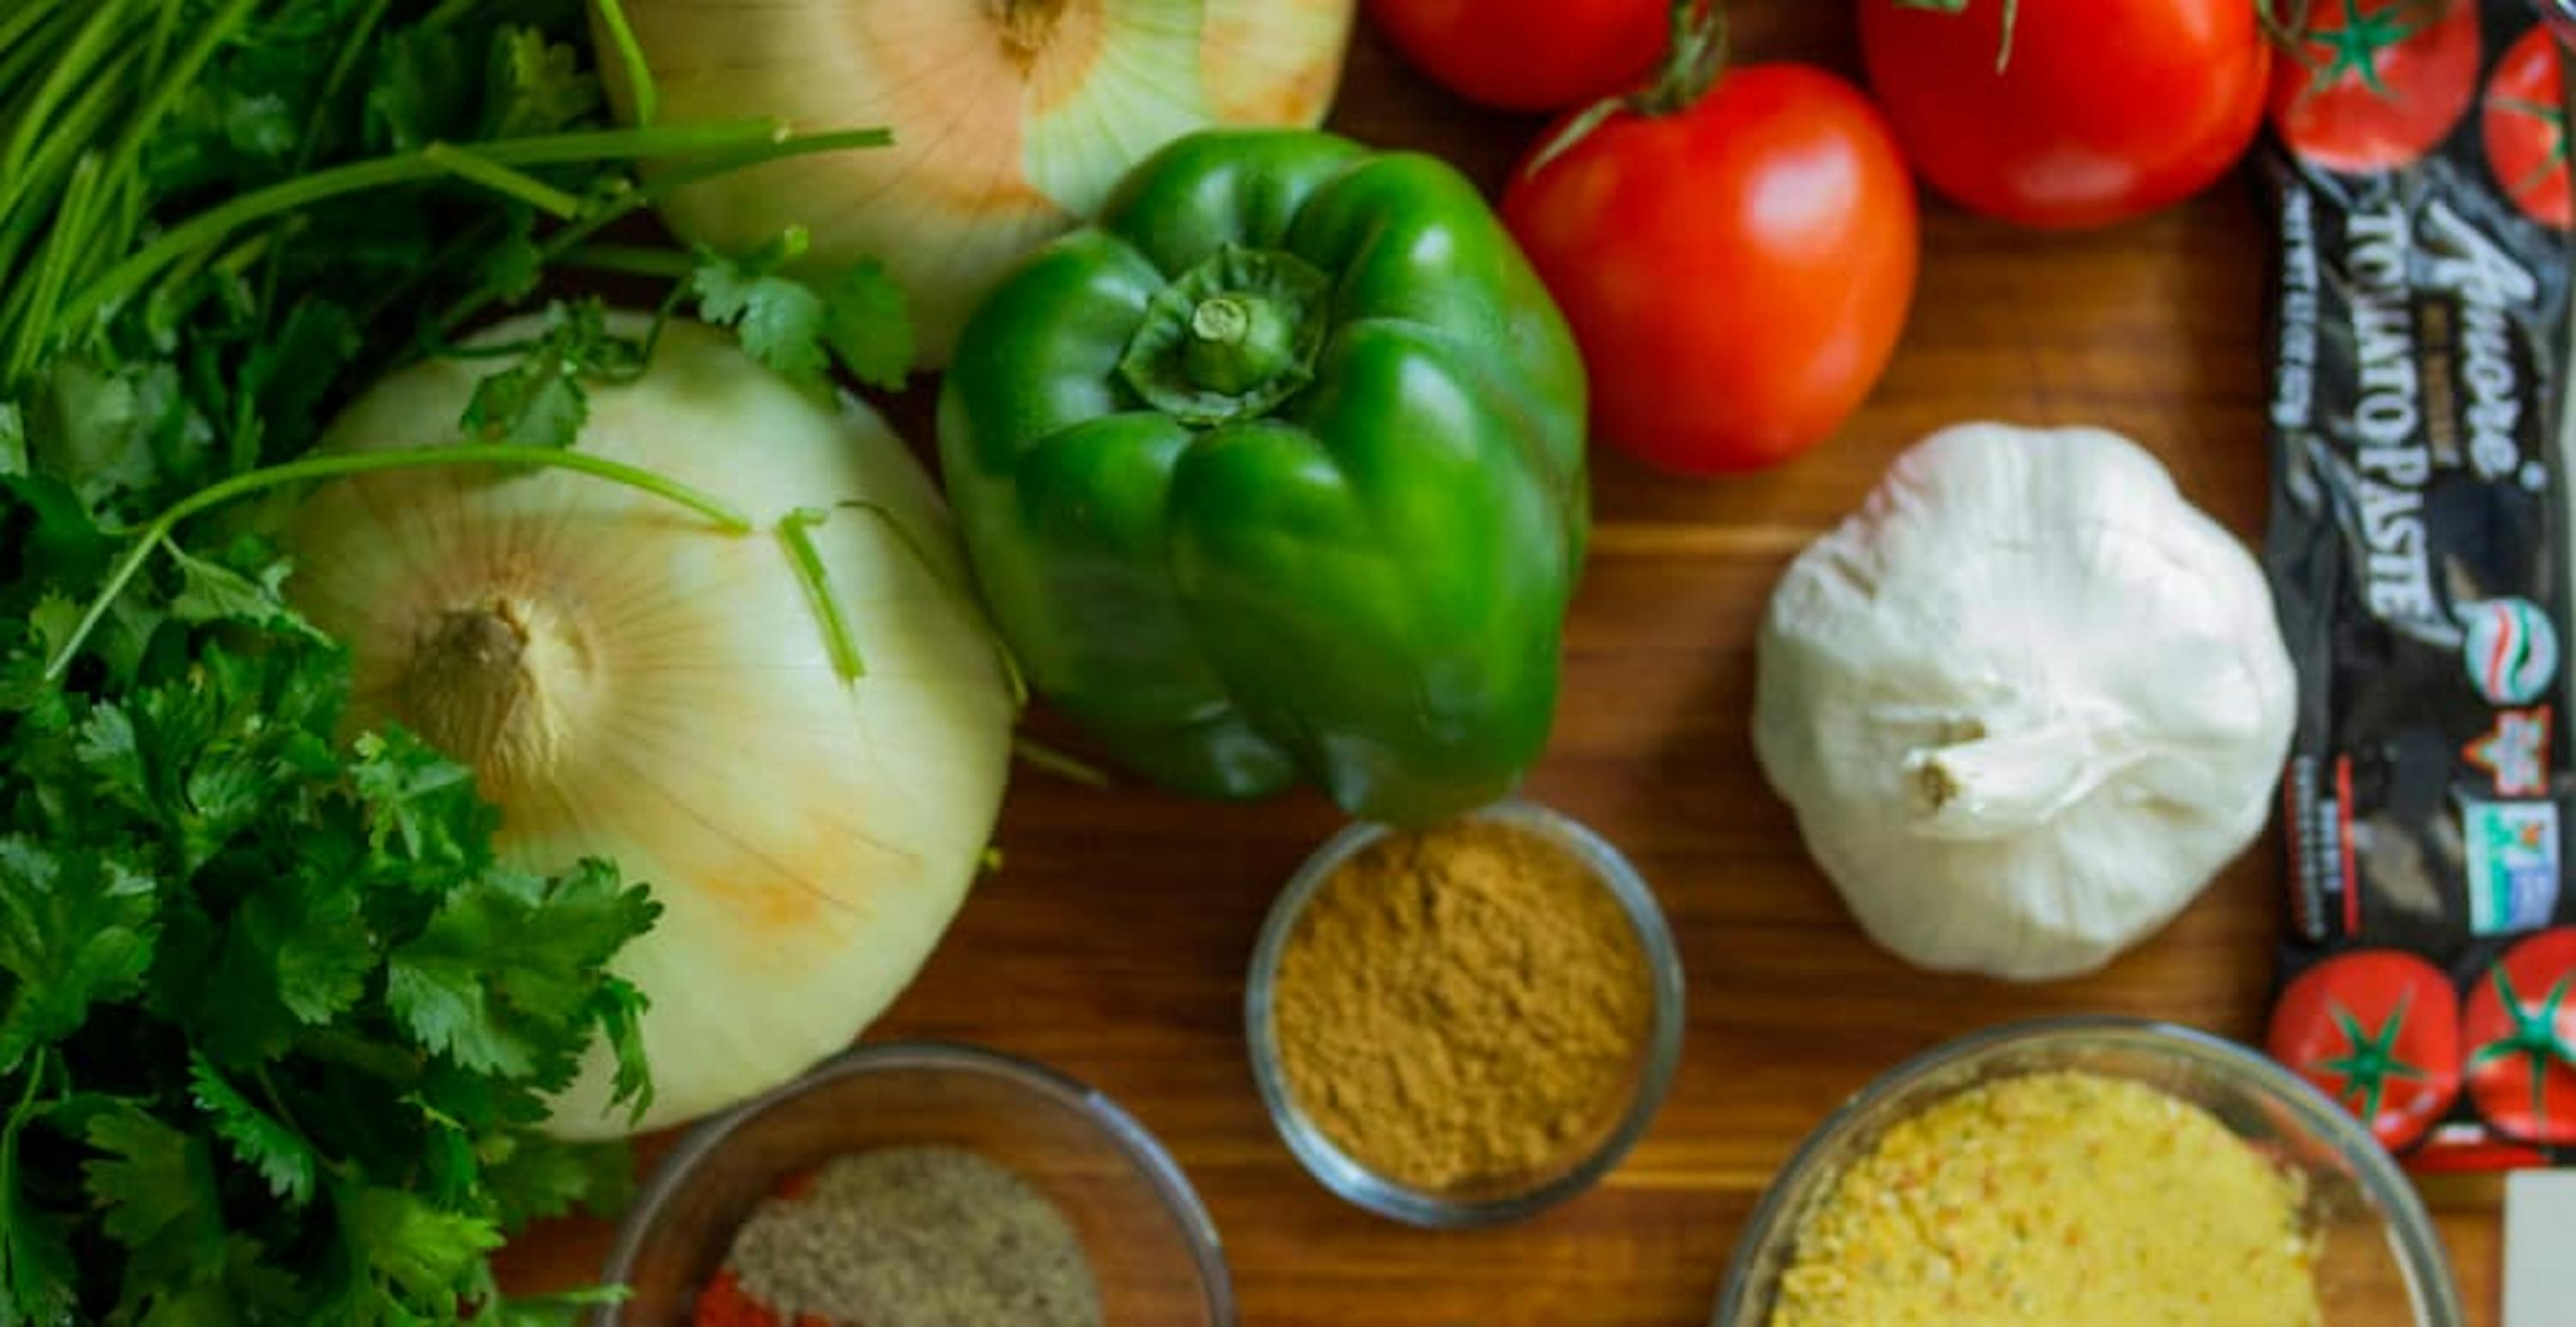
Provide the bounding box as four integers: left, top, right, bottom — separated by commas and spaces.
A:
2267, 931, 2576, 1154
1369, 0, 2568, 475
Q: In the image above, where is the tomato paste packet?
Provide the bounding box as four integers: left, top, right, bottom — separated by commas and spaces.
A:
2260, 0, 2576, 1171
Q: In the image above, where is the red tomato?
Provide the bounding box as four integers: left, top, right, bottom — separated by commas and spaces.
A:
1363, 0, 1669, 112
2464, 928, 2576, 1144
1856, 0, 2269, 228
2483, 26, 2572, 228
1501, 65, 1918, 475
2266, 949, 2462, 1152
2271, 0, 2482, 173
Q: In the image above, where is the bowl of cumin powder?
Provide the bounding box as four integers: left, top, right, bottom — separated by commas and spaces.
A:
1245, 799, 1686, 1227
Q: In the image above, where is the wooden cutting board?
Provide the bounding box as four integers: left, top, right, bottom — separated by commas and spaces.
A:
497, 6, 2507, 1322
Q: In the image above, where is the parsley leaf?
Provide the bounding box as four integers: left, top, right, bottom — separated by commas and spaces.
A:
693, 250, 834, 379
83, 1104, 229, 1307
816, 260, 914, 391
186, 1055, 318, 1205
349, 728, 496, 874
386, 861, 657, 1087
690, 240, 914, 390
482, 1131, 634, 1228
337, 1184, 501, 1306
1, 1063, 78, 1326
484, 28, 600, 138
165, 537, 324, 642
0, 839, 158, 1075
459, 299, 643, 450
0, 404, 25, 478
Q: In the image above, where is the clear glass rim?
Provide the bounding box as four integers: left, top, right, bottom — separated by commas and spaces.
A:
1707, 1014, 2465, 1327
595, 1039, 1236, 1324
1242, 798, 1689, 1229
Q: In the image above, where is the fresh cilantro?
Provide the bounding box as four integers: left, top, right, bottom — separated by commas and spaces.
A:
0, 1063, 78, 1325
164, 536, 324, 641
691, 236, 914, 390
484, 29, 601, 139
0, 404, 24, 477
387, 862, 660, 1089
84, 1105, 230, 1303
337, 1182, 503, 1306
188, 1055, 319, 1205
481, 1130, 635, 1229
0, 0, 896, 1316
816, 259, 914, 391
459, 298, 645, 450
0, 839, 158, 1076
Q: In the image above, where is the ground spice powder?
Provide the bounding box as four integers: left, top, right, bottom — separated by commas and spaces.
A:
714, 1146, 1101, 1327
1272, 818, 1655, 1191
1771, 1071, 2321, 1326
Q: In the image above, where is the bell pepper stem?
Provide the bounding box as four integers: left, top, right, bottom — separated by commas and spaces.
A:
1184, 294, 1297, 396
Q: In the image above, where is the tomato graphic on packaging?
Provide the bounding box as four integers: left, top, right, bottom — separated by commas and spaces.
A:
2270, 0, 2482, 173
2464, 928, 2576, 1144
2482, 26, 2573, 228
2268, 949, 2463, 1151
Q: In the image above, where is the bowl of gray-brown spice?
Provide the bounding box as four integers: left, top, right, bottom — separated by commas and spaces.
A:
598, 1042, 1232, 1326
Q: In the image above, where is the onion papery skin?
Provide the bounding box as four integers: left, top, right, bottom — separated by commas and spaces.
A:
283, 314, 1016, 1138
598, 0, 1357, 365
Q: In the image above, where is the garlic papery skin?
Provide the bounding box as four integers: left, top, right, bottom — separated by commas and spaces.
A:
599, 0, 1357, 366
283, 314, 1016, 1137
1752, 422, 2295, 982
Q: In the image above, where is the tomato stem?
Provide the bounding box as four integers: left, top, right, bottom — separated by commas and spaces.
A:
1639, 0, 1728, 114
1891, 0, 2019, 73
1522, 0, 1727, 177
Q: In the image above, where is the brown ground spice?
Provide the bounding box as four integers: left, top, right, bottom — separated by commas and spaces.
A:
1272, 818, 1655, 1191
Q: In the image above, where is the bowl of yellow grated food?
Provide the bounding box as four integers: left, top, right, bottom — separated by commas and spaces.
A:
1713, 1018, 2463, 1327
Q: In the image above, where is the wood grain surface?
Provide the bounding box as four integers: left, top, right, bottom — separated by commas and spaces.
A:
497, 6, 2510, 1322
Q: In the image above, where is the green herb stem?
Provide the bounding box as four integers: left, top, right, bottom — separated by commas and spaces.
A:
419, 143, 586, 220
591, 0, 658, 126
46, 444, 753, 679
775, 507, 866, 684
422, 125, 894, 340
1, 0, 137, 192
54, 119, 872, 341
9, 155, 104, 383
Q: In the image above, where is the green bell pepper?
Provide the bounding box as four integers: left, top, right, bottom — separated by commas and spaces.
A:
939, 129, 1588, 825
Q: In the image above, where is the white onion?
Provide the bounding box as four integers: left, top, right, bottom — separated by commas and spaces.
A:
599, 0, 1356, 364
283, 313, 1016, 1136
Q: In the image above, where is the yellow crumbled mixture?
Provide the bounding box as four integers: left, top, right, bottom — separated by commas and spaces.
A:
1771, 1071, 2320, 1327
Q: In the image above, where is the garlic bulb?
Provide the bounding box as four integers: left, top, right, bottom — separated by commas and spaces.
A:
1752, 423, 2295, 981
283, 314, 1015, 1135
600, 0, 1356, 365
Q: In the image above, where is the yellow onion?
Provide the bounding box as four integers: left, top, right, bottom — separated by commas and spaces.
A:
598, 0, 1356, 364
283, 313, 1016, 1137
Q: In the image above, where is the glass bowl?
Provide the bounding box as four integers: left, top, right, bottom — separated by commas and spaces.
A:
1243, 798, 1687, 1228
1712, 1017, 2464, 1327
597, 1042, 1232, 1324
